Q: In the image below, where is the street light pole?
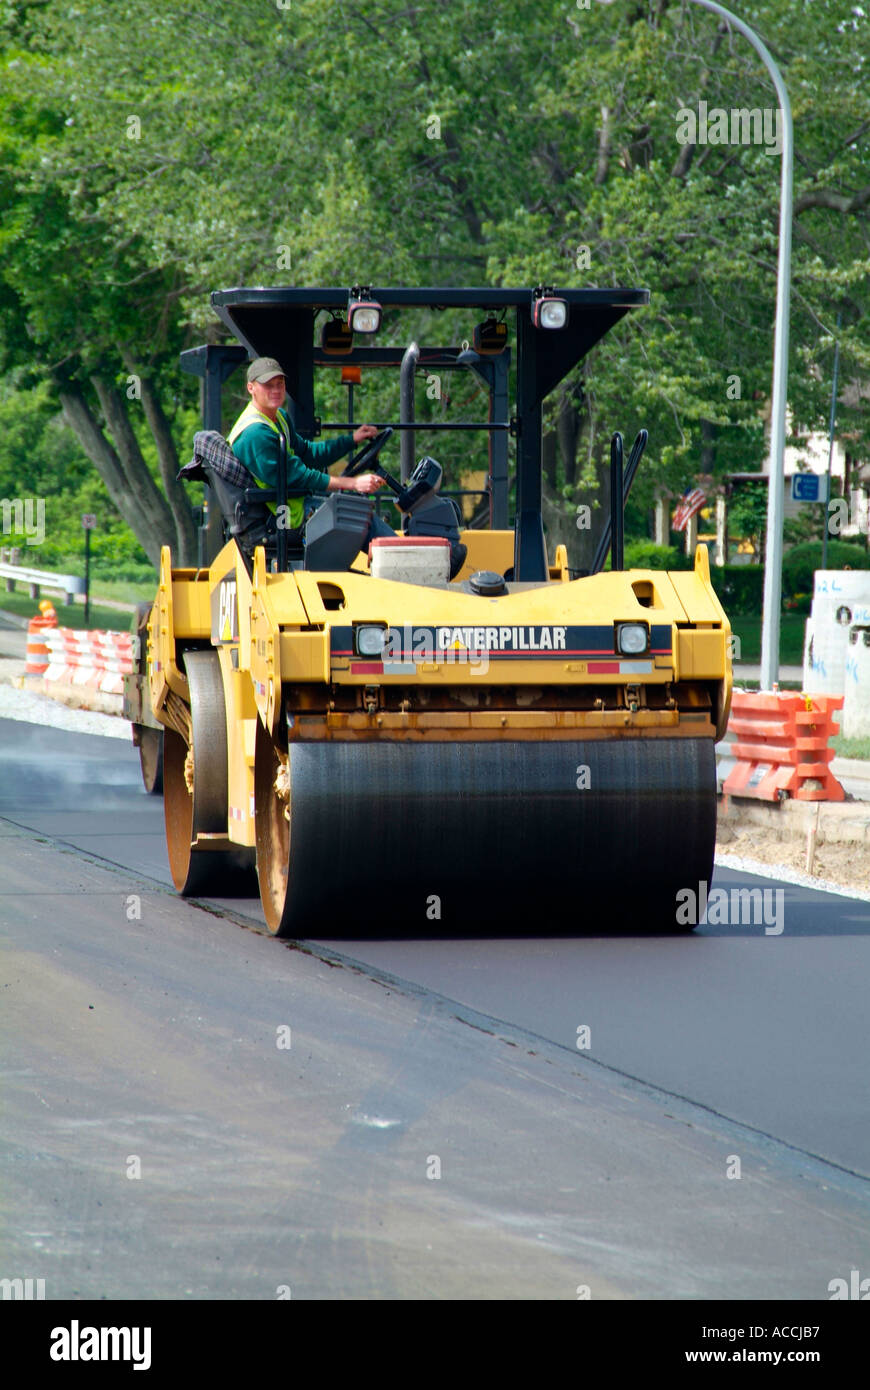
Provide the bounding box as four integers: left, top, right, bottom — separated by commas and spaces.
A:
821, 314, 842, 573
686, 0, 793, 689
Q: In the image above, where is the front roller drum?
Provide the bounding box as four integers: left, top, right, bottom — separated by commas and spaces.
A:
163, 650, 254, 896
255, 733, 717, 937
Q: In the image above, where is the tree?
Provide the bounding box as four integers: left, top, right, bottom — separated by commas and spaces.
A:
728, 477, 769, 556
0, 7, 198, 564
1, 0, 867, 570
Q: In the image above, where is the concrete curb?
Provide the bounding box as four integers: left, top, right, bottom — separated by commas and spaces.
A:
18, 674, 123, 717
0, 608, 30, 630
718, 793, 870, 847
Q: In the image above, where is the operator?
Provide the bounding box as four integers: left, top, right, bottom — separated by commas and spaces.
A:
228, 356, 389, 537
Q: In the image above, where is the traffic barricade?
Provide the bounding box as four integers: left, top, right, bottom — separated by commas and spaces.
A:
34, 626, 134, 712
723, 690, 845, 802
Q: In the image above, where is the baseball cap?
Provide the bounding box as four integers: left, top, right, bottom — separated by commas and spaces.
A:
246, 356, 286, 385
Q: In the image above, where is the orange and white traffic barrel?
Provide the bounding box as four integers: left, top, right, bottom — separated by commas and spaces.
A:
25, 600, 58, 674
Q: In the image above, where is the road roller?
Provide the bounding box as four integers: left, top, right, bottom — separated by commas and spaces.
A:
145, 285, 732, 933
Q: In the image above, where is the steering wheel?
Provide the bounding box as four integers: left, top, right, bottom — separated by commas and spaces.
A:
341, 426, 394, 477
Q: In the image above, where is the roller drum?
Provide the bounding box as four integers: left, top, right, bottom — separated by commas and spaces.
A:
258, 736, 716, 935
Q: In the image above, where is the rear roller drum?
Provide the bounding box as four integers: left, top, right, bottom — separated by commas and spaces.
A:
136, 725, 164, 795
163, 650, 254, 896
131, 603, 163, 794
254, 734, 716, 937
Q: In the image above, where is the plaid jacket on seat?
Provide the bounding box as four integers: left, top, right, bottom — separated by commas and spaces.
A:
177, 430, 283, 557
177, 430, 254, 489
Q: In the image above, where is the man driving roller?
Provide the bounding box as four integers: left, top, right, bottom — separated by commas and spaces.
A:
228, 356, 388, 536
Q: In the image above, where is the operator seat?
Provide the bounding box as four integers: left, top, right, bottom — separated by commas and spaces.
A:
178, 430, 300, 570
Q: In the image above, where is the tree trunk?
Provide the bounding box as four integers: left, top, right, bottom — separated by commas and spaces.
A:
90, 374, 179, 557
56, 380, 166, 567
701, 418, 715, 475
541, 437, 608, 573
134, 369, 198, 564
595, 106, 612, 186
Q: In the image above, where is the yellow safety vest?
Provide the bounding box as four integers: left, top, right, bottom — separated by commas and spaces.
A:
227, 403, 305, 529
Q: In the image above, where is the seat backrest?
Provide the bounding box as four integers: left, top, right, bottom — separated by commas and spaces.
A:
179, 430, 277, 556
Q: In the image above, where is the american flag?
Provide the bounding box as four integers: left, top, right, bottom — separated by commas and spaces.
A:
672, 487, 707, 532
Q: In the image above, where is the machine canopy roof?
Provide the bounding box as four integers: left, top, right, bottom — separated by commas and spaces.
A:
211, 286, 649, 405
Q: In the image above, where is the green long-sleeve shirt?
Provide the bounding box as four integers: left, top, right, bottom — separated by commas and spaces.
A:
229, 403, 354, 496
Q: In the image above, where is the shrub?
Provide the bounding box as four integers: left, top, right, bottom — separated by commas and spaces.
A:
709, 565, 765, 614
781, 540, 870, 597
624, 540, 683, 569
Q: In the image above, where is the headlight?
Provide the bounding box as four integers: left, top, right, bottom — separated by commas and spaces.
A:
616, 623, 648, 655
356, 625, 386, 657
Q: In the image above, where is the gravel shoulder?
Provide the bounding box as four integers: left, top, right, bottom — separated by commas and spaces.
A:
0, 681, 131, 740
717, 801, 869, 901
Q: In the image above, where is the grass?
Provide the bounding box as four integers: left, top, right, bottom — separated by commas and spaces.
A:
832, 734, 870, 761
0, 572, 157, 632
0, 586, 136, 633
86, 577, 158, 605
732, 680, 802, 692
730, 613, 806, 666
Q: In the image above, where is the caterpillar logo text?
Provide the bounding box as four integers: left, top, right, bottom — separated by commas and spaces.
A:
211, 575, 238, 644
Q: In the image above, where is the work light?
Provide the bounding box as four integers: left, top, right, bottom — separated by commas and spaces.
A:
531, 287, 568, 329
472, 318, 508, 354
348, 287, 382, 334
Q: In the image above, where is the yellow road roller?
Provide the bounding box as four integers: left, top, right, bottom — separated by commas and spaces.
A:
146, 285, 731, 933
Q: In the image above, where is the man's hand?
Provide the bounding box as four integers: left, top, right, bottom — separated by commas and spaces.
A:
352, 424, 380, 444
353, 473, 387, 495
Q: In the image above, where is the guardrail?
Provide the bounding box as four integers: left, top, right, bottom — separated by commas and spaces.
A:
0, 558, 85, 605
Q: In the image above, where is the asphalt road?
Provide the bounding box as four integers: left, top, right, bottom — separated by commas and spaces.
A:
2, 717, 869, 1300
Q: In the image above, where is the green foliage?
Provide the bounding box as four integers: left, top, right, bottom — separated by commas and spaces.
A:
624, 539, 682, 570
710, 565, 765, 615
0, 0, 868, 554
783, 495, 827, 546
831, 734, 870, 762
782, 539, 870, 596
727, 478, 768, 556
709, 538, 870, 619
0, 381, 153, 573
